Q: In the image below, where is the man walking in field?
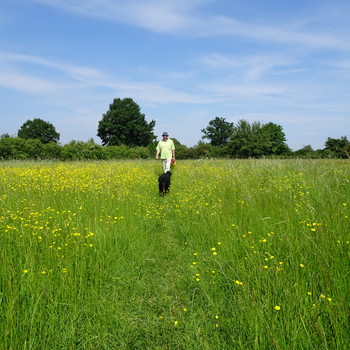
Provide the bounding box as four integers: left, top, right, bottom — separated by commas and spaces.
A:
155, 132, 175, 173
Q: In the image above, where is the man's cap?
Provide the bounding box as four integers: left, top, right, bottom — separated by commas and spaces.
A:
162, 132, 169, 136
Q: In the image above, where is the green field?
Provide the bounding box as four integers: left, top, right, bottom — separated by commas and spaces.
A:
0, 159, 349, 349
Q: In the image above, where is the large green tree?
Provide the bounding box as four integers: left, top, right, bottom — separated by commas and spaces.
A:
227, 119, 290, 158
17, 118, 60, 144
201, 117, 234, 147
97, 98, 156, 147
260, 122, 290, 155
324, 136, 349, 158
227, 119, 259, 157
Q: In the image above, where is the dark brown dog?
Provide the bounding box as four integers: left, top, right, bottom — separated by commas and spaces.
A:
158, 171, 171, 196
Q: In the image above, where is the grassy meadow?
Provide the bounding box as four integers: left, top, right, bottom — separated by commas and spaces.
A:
0, 159, 349, 349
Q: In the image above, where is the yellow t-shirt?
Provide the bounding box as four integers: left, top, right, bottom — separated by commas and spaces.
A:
156, 139, 175, 159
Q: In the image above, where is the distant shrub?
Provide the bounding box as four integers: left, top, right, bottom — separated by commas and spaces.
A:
132, 147, 150, 159
42, 142, 62, 159
105, 145, 131, 159
59, 140, 106, 160
0, 137, 31, 159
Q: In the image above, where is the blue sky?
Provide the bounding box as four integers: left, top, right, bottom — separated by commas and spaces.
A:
1, 0, 349, 150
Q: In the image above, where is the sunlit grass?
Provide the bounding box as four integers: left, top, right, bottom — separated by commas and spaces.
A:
0, 159, 349, 349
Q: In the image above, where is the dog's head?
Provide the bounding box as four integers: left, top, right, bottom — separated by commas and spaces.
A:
158, 171, 171, 181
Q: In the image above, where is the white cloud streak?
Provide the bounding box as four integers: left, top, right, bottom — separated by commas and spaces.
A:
31, 0, 350, 51
0, 69, 62, 94
197, 53, 300, 81
0, 51, 213, 105
0, 52, 107, 84
32, 0, 204, 32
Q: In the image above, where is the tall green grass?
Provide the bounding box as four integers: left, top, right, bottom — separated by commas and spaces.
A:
0, 159, 349, 349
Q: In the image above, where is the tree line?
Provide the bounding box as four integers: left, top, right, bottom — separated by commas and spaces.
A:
1, 97, 349, 160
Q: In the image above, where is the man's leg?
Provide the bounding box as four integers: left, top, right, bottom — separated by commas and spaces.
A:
163, 158, 171, 173
161, 159, 167, 173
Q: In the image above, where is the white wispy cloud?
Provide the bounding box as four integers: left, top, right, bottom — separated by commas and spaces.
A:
197, 53, 299, 80
1, 49, 346, 112
0, 52, 107, 84
31, 0, 350, 51
31, 0, 205, 32
0, 69, 63, 94
201, 82, 287, 102
0, 51, 212, 105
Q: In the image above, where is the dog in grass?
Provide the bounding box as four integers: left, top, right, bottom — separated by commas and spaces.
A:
158, 171, 172, 196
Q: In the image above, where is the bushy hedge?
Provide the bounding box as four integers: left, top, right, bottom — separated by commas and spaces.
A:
0, 137, 50, 159
0, 138, 151, 161
1, 137, 347, 160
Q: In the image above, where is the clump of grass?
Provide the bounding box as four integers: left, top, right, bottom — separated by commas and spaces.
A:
0, 159, 349, 349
